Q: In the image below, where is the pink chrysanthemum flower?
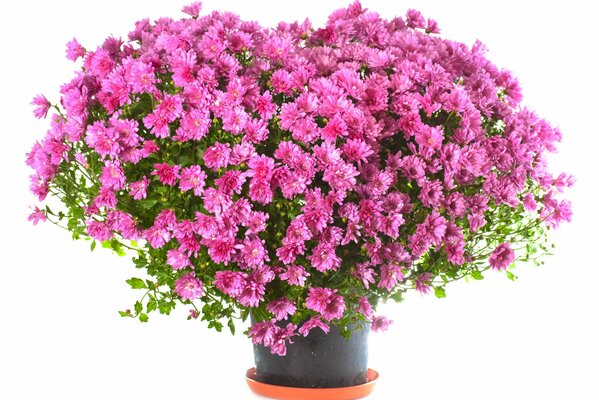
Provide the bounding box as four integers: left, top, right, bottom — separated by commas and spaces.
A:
213, 271, 247, 297
94, 187, 118, 209
308, 243, 341, 272
167, 249, 192, 270
151, 163, 181, 186
174, 272, 204, 302
203, 142, 231, 170
279, 264, 310, 286
28, 206, 47, 225
371, 316, 393, 332
415, 273, 432, 295
65, 38, 86, 61
31, 94, 51, 119
298, 316, 330, 337
306, 287, 346, 321
182, 2, 202, 18
179, 165, 207, 196
239, 237, 269, 268
142, 225, 171, 249
86, 220, 113, 242
129, 177, 150, 200
266, 297, 297, 321
270, 323, 297, 356
128, 60, 157, 93
100, 160, 126, 190
489, 243, 516, 270
357, 297, 374, 318
248, 320, 278, 347
378, 263, 404, 291
353, 263, 376, 289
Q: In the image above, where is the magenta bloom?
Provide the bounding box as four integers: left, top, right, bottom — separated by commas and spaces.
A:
151, 163, 181, 186
249, 321, 278, 347
28, 207, 47, 225
239, 237, 269, 268
308, 244, 341, 272
179, 165, 207, 196
306, 287, 346, 321
86, 220, 112, 242
279, 264, 310, 286
65, 38, 86, 61
174, 272, 204, 302
357, 297, 374, 318
100, 160, 126, 190
542, 199, 573, 228
266, 297, 297, 321
323, 161, 358, 193
489, 243, 516, 270
94, 187, 118, 209
371, 316, 393, 333
468, 213, 487, 232
353, 263, 376, 289
298, 317, 330, 337
106, 210, 138, 239
128, 60, 157, 94
181, 1, 202, 17
270, 323, 297, 356
378, 263, 404, 291
31, 94, 51, 119
206, 236, 236, 265
238, 266, 274, 307
203, 187, 232, 215
176, 108, 210, 141
88, 48, 115, 78
213, 271, 247, 297
523, 193, 537, 211
128, 177, 149, 200
203, 142, 231, 170
142, 225, 171, 248
85, 122, 120, 158
167, 249, 191, 270
415, 273, 432, 295
155, 209, 177, 229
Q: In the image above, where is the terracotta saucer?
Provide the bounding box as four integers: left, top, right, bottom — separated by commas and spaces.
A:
245, 368, 379, 400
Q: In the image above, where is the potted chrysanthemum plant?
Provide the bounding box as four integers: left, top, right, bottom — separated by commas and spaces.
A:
27, 1, 572, 398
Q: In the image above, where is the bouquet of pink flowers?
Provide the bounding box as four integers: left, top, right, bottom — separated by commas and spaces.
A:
27, 1, 572, 356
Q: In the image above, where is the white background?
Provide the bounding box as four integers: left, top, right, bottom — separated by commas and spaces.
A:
1, 1, 597, 399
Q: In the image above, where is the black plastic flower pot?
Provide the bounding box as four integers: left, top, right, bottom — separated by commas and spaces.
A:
252, 321, 370, 388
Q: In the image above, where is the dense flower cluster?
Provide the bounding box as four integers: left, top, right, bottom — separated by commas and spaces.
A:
27, 1, 571, 356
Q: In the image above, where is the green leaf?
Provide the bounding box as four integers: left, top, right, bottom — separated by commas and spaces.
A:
158, 300, 174, 315
471, 270, 484, 280
147, 300, 157, 313
389, 291, 404, 303
139, 313, 149, 323
118, 311, 130, 317
208, 321, 223, 332
134, 301, 143, 314
506, 270, 517, 281
240, 308, 250, 322
90, 241, 96, 251
228, 319, 236, 335
434, 287, 446, 298
138, 199, 158, 209
126, 278, 147, 289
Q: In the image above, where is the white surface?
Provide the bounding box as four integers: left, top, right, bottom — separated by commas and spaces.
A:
0, 1, 597, 399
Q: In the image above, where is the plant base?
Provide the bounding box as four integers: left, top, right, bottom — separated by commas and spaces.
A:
245, 367, 379, 400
